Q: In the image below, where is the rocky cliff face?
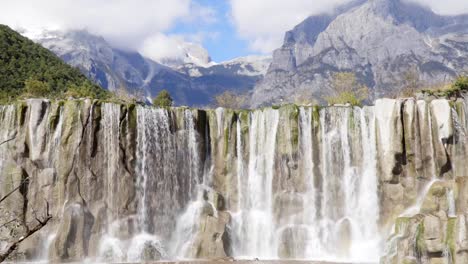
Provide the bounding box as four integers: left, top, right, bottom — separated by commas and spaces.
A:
252, 0, 468, 107
1, 96, 468, 262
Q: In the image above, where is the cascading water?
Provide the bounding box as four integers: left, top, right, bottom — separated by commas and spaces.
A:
9, 99, 457, 263
236, 115, 244, 212
233, 109, 280, 258
96, 104, 124, 261
136, 106, 180, 236
46, 105, 63, 166
102, 103, 121, 224
314, 106, 380, 261
0, 105, 16, 174
184, 109, 202, 196
350, 107, 380, 260
228, 106, 382, 261
100, 106, 177, 261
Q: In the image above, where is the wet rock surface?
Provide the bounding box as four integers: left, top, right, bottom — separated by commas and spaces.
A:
0, 96, 467, 262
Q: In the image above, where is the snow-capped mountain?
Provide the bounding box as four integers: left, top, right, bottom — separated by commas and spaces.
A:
177, 55, 271, 78
27, 29, 270, 106
156, 41, 215, 68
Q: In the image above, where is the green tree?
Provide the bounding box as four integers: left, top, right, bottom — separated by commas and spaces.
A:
153, 89, 173, 107
326, 72, 369, 106
65, 82, 97, 98
452, 75, 468, 91
0, 24, 106, 100
24, 78, 51, 97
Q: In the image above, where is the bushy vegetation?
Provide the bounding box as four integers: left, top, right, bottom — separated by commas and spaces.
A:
213, 90, 248, 109
0, 24, 107, 103
325, 72, 369, 106
421, 75, 468, 98
152, 89, 173, 107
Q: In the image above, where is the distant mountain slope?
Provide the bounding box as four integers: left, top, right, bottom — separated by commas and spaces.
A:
252, 0, 468, 106
31, 30, 271, 106
0, 25, 103, 99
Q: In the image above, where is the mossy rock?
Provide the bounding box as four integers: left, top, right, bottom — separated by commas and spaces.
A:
126, 103, 138, 133
48, 102, 63, 131
420, 182, 450, 214
395, 217, 411, 234
416, 221, 426, 253
445, 217, 457, 263
276, 104, 300, 151
403, 257, 418, 264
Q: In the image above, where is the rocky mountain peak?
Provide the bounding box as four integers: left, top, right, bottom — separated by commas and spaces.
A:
252, 0, 468, 107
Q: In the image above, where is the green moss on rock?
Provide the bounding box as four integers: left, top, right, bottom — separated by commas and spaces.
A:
416, 221, 426, 254
446, 217, 457, 263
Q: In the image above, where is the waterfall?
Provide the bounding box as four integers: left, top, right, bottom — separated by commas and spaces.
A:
96, 104, 123, 261
234, 109, 280, 258
227, 106, 383, 261
236, 115, 244, 212
0, 105, 16, 175
102, 103, 121, 224
216, 107, 224, 137
119, 106, 205, 261
136, 106, 182, 236
6, 99, 449, 263
47, 104, 63, 166
27, 99, 51, 161
133, 107, 176, 260
185, 109, 202, 195
299, 107, 320, 257
319, 107, 349, 259
168, 109, 208, 259
350, 107, 380, 260
311, 106, 380, 261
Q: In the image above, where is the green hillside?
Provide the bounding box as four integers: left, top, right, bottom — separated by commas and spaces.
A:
0, 24, 106, 102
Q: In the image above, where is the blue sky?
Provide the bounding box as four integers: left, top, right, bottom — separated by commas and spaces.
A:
171, 0, 253, 62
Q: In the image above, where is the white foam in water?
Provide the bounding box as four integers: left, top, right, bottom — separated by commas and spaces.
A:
170, 199, 205, 258
127, 233, 167, 262
238, 109, 280, 258
98, 235, 125, 262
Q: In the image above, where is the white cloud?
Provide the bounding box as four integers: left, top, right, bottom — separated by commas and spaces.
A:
228, 0, 350, 53
229, 0, 468, 54
0, 0, 216, 55
406, 0, 468, 15
140, 34, 188, 61
139, 32, 214, 66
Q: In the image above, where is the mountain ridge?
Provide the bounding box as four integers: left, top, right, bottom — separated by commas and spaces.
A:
252, 0, 468, 106
29, 29, 270, 106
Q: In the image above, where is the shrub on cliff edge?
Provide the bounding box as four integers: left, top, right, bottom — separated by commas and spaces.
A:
153, 90, 173, 107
